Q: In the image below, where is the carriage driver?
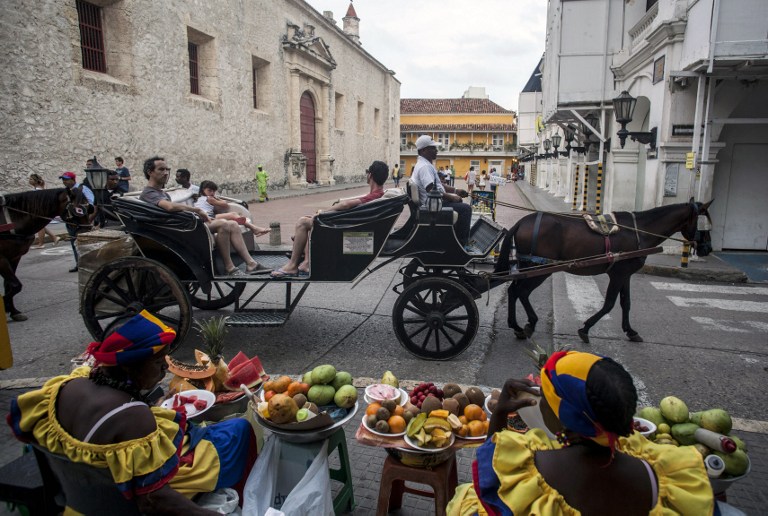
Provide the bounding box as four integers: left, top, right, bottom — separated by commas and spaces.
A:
139, 156, 270, 276
410, 135, 472, 248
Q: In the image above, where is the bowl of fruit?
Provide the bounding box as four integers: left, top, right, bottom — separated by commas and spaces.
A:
365, 383, 402, 403
632, 417, 657, 438
362, 398, 417, 437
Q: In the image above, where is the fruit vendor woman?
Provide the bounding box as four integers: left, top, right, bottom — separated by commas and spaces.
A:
447, 351, 718, 516
7, 311, 258, 515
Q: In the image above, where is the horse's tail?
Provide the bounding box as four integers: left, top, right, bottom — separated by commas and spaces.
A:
494, 220, 521, 273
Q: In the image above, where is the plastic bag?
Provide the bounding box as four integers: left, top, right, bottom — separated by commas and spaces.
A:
197, 487, 241, 514
242, 438, 333, 516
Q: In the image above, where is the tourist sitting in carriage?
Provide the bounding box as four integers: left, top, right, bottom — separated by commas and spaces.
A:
448, 351, 716, 516
139, 156, 269, 276
270, 160, 389, 279
195, 180, 271, 238
7, 310, 258, 515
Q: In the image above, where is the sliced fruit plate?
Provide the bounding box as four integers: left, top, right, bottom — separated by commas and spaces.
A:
364, 384, 403, 403
161, 389, 216, 418
404, 432, 455, 453
363, 388, 408, 407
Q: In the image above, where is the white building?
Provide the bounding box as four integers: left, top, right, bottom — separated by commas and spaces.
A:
0, 1, 400, 195
536, 0, 767, 251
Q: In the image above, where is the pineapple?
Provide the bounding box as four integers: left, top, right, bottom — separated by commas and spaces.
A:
194, 316, 230, 392
525, 339, 570, 370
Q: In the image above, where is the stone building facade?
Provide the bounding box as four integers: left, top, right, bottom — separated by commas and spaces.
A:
0, 0, 400, 196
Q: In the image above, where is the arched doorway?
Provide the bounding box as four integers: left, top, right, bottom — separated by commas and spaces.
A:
300, 92, 317, 183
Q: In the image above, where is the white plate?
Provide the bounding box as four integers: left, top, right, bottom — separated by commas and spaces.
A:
633, 417, 657, 438
456, 433, 488, 441
364, 384, 402, 403
404, 432, 455, 453
363, 388, 408, 407
161, 390, 216, 418
362, 417, 406, 437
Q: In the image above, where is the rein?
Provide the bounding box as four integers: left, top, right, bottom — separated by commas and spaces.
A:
1, 202, 93, 231
482, 196, 696, 245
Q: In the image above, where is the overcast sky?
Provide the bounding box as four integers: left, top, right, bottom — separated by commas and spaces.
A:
305, 0, 548, 112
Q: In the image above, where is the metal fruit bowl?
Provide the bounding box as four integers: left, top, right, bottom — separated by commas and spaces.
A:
251, 401, 358, 443
709, 456, 751, 494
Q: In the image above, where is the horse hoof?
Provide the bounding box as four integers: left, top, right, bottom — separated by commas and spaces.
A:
514, 331, 527, 340
577, 329, 590, 344
11, 313, 28, 322
628, 333, 644, 343
524, 325, 534, 338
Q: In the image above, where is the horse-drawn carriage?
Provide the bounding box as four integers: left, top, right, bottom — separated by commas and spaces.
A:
76, 180, 712, 361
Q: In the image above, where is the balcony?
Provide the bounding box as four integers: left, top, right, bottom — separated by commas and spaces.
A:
400, 143, 517, 157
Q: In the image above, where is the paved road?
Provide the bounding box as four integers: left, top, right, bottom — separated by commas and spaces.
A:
1, 181, 766, 513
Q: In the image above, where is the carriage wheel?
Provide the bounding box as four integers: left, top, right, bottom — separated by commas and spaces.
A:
392, 277, 479, 360
81, 257, 191, 354
188, 281, 245, 310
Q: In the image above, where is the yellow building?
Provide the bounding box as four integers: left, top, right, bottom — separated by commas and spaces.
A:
399, 95, 517, 180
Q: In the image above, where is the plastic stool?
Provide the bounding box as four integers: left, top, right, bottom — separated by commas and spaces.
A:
326, 428, 355, 514
376, 453, 458, 516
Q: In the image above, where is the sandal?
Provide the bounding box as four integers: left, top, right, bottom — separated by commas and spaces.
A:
30, 244, 45, 250
270, 268, 302, 279
246, 263, 272, 275
226, 268, 246, 277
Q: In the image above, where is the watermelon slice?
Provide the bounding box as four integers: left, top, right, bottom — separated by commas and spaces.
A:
223, 362, 262, 391
227, 351, 249, 371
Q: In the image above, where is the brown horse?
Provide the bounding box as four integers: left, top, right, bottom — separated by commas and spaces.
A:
494, 198, 713, 343
0, 188, 92, 321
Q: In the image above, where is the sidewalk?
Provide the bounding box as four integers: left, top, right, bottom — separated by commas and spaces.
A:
513, 180, 751, 284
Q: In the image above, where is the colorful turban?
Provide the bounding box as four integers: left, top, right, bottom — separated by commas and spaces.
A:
86, 310, 176, 366
540, 350, 617, 449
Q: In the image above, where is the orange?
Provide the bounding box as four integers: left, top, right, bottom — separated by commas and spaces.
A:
468, 420, 485, 437
459, 415, 468, 425
479, 410, 487, 422
483, 421, 490, 433
388, 415, 407, 434
366, 402, 382, 417
393, 405, 404, 417
457, 424, 469, 437
464, 404, 484, 422
286, 381, 310, 397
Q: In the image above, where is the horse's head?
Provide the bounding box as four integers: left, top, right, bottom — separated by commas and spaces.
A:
61, 187, 94, 231
683, 197, 714, 256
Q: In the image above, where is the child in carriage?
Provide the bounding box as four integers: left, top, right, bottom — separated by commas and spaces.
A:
195, 180, 271, 237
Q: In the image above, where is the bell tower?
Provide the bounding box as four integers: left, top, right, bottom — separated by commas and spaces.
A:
342, 2, 360, 45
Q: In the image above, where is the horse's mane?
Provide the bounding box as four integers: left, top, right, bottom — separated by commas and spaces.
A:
3, 188, 67, 215
632, 202, 689, 220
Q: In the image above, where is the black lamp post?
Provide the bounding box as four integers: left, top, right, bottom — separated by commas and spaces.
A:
84, 156, 112, 191
612, 90, 657, 149
552, 133, 564, 157
543, 138, 551, 158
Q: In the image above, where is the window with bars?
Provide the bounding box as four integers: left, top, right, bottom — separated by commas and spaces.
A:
252, 66, 258, 108
189, 42, 200, 95
492, 134, 504, 150
76, 0, 106, 73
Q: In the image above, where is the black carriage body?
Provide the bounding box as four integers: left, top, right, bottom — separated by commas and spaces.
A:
111, 197, 214, 291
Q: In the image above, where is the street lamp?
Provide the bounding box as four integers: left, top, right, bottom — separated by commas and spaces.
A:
552, 133, 566, 157
612, 90, 657, 149
84, 156, 112, 191
543, 138, 551, 158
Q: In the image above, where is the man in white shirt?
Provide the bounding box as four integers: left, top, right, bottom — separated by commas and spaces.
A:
410, 135, 472, 247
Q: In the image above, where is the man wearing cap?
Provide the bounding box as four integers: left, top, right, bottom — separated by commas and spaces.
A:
256, 165, 269, 202
411, 135, 472, 247
60, 171, 95, 272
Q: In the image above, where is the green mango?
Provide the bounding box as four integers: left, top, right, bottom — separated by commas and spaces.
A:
307, 384, 335, 406
700, 408, 732, 435
689, 411, 703, 426
714, 449, 749, 477
671, 423, 699, 446
637, 407, 666, 427
730, 435, 748, 453
659, 396, 689, 424
311, 364, 337, 385
331, 371, 353, 391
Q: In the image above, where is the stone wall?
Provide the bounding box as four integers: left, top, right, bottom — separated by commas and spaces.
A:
0, 0, 400, 197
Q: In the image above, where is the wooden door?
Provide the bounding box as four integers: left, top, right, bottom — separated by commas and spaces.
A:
300, 92, 317, 183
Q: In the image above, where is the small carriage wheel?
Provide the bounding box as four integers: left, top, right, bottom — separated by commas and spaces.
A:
81, 257, 191, 354
392, 277, 479, 360
188, 281, 245, 310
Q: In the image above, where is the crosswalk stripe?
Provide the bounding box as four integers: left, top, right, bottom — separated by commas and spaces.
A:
667, 296, 768, 313
564, 275, 610, 321
691, 316, 751, 333
650, 282, 768, 296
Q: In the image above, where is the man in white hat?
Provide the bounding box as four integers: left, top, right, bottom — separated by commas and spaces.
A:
411, 135, 472, 247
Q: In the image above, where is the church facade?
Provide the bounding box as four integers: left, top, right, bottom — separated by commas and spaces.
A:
0, 0, 400, 195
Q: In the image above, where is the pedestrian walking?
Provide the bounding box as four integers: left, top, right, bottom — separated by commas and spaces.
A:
256, 165, 269, 202
392, 164, 401, 187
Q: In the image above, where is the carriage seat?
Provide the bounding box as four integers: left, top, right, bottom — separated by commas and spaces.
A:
315, 193, 407, 228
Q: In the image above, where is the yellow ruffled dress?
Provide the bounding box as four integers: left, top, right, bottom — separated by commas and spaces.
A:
8, 367, 221, 498
447, 429, 714, 516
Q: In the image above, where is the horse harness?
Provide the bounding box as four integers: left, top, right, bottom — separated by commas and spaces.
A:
0, 194, 22, 236
517, 211, 642, 271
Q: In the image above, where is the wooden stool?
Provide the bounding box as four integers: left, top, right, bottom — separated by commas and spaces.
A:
376, 453, 458, 516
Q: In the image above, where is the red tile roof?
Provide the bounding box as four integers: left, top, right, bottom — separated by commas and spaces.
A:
401, 123, 516, 132
345, 3, 358, 18
401, 98, 513, 114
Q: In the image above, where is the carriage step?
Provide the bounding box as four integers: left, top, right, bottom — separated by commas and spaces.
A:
226, 311, 290, 327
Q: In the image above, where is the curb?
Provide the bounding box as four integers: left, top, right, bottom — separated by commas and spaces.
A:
639, 264, 748, 283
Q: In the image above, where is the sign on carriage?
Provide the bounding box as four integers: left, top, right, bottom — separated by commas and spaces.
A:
342, 232, 374, 255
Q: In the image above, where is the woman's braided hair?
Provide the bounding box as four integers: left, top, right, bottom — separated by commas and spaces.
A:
585, 357, 638, 437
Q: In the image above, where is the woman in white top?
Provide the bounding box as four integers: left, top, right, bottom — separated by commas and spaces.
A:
195, 180, 270, 237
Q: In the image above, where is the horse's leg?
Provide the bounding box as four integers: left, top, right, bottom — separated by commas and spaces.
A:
518, 275, 549, 337
0, 256, 26, 321
578, 274, 622, 344
507, 283, 527, 339
619, 278, 643, 342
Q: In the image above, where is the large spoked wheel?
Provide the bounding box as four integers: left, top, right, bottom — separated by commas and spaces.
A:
82, 257, 191, 353
188, 281, 245, 310
392, 277, 479, 360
